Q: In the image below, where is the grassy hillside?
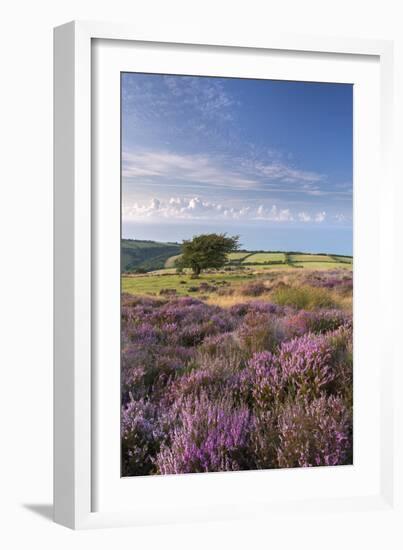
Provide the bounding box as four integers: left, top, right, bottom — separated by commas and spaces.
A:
121, 239, 181, 272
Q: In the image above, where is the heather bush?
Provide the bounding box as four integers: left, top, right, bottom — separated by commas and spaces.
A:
230, 300, 287, 320
198, 332, 239, 359
240, 351, 281, 408
155, 393, 254, 474
197, 333, 245, 372
121, 399, 166, 476
282, 309, 351, 338
277, 333, 335, 399
324, 325, 353, 405
121, 342, 194, 401
237, 312, 284, 354
303, 270, 353, 292
239, 280, 267, 296
277, 395, 352, 467
250, 410, 280, 469
167, 364, 237, 405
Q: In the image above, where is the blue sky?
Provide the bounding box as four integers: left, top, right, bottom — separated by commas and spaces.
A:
121, 73, 353, 254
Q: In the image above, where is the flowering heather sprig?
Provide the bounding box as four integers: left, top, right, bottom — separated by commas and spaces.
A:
155, 393, 254, 474
240, 351, 282, 408
278, 333, 334, 398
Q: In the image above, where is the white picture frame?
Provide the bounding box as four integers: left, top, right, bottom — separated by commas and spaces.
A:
54, 20, 400, 531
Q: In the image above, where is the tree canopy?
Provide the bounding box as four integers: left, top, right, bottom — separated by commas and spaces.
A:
177, 233, 240, 276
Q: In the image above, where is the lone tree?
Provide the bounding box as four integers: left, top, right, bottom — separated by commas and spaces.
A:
177, 233, 240, 277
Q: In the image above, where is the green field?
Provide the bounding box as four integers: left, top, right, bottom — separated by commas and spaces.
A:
331, 256, 353, 263
227, 252, 250, 261
122, 272, 253, 296
289, 254, 352, 264
291, 261, 352, 269
122, 262, 352, 298
242, 252, 286, 264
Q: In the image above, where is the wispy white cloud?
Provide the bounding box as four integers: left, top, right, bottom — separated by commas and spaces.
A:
123, 196, 327, 224
122, 150, 259, 190
122, 149, 329, 195
254, 161, 324, 184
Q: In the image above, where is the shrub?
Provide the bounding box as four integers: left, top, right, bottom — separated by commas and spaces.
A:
239, 281, 267, 296
198, 281, 217, 293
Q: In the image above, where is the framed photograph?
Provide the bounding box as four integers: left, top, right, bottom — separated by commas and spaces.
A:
54, 21, 399, 530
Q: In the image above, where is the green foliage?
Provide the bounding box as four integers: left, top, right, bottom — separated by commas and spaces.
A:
178, 233, 240, 276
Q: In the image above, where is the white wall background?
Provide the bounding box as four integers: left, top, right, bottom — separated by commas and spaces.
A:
0, 0, 402, 548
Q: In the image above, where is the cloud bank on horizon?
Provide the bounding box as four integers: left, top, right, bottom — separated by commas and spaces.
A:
121, 73, 352, 249
123, 195, 328, 225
